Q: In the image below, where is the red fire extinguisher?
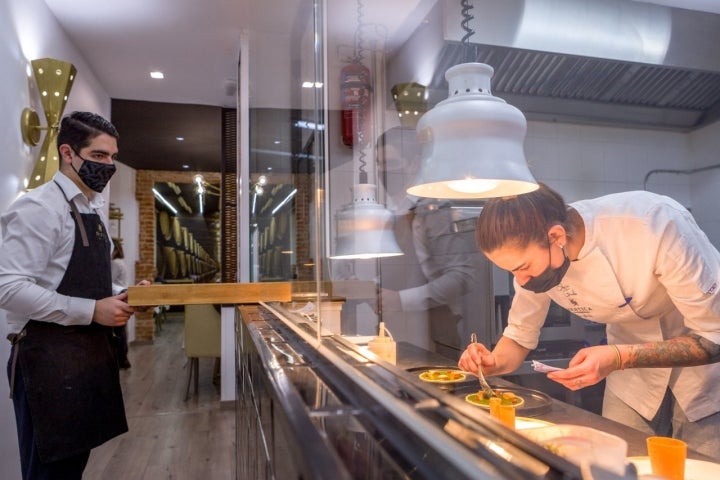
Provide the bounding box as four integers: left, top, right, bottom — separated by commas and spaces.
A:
340, 62, 372, 148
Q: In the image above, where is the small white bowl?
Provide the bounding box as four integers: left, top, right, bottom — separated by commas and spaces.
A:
521, 424, 628, 475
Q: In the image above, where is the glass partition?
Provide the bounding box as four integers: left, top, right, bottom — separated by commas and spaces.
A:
241, 0, 495, 357
243, 1, 326, 288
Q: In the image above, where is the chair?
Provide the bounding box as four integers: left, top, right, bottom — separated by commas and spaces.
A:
184, 304, 221, 400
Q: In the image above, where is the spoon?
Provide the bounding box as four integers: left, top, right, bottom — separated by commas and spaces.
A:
470, 333, 497, 398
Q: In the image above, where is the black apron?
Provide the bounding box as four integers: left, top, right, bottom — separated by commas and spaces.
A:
16, 185, 128, 463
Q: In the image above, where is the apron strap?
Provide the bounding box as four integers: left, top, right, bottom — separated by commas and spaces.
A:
53, 181, 90, 247
6, 330, 26, 398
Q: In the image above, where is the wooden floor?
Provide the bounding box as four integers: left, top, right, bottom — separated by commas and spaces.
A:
83, 312, 236, 479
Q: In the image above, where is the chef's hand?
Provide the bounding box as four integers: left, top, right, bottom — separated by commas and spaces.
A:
93, 293, 136, 327
458, 342, 498, 376
547, 345, 618, 391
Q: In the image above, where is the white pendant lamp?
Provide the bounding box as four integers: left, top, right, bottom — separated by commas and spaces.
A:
330, 183, 403, 260
407, 62, 538, 199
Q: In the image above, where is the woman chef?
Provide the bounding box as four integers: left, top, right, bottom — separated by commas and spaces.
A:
458, 183, 720, 460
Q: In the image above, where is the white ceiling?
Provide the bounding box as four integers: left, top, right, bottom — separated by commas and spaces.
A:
42, 0, 427, 109
43, 0, 248, 108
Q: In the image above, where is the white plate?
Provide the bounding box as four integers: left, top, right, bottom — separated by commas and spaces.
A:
629, 456, 720, 480
419, 369, 467, 383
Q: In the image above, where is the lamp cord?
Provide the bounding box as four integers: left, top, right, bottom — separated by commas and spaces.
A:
352, 0, 366, 65
460, 0, 476, 63
353, 0, 369, 181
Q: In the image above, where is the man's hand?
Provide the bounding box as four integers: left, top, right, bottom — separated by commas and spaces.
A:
133, 279, 153, 311
93, 292, 135, 327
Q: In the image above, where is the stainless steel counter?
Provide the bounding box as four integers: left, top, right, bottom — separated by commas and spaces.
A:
237, 303, 689, 479
394, 339, 715, 462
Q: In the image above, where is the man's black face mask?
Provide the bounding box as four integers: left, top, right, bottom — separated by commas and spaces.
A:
72, 151, 116, 193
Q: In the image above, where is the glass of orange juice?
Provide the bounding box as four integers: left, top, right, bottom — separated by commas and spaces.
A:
489, 400, 515, 429
488, 397, 502, 418
497, 404, 516, 429
646, 436, 686, 480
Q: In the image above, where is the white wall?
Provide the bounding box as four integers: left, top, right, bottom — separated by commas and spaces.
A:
524, 120, 720, 249
689, 122, 720, 247
1, 0, 113, 477
526, 121, 690, 202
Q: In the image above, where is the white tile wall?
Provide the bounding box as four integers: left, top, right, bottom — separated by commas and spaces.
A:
525, 120, 720, 247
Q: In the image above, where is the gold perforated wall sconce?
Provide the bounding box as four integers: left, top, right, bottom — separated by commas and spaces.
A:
391, 82, 427, 129
20, 58, 77, 190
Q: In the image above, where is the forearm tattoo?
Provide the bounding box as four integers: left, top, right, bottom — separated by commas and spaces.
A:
623, 334, 720, 369
689, 333, 720, 363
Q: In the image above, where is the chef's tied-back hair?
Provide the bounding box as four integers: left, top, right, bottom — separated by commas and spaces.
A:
475, 183, 569, 253
57, 111, 119, 153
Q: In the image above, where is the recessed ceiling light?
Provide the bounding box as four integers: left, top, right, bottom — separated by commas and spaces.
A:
182, 164, 190, 169
273, 140, 280, 145
150, 71, 164, 79
176, 136, 185, 141
302, 81, 323, 88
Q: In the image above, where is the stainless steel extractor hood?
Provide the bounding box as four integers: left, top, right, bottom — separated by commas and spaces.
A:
390, 0, 720, 131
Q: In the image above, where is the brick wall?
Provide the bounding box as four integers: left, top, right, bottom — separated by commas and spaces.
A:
294, 173, 313, 281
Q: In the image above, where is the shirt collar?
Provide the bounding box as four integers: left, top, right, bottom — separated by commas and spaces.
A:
53, 171, 106, 209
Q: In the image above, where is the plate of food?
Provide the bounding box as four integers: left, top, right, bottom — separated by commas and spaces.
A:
465, 389, 525, 408
418, 369, 467, 383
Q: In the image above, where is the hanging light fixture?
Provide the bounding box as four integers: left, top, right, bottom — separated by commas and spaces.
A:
406, 1, 538, 199
330, 0, 402, 260
331, 183, 403, 260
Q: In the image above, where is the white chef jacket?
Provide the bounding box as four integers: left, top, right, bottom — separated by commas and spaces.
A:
504, 190, 720, 422
0, 172, 117, 334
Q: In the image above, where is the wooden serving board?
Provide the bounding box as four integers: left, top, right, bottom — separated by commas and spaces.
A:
127, 282, 292, 306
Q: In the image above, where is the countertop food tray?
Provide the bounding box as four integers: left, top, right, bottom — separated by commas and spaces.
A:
407, 366, 553, 417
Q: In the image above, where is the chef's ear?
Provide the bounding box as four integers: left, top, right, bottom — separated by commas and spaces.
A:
547, 224, 566, 245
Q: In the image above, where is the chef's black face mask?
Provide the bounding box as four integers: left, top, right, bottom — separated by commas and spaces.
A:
72, 150, 117, 193
521, 240, 570, 293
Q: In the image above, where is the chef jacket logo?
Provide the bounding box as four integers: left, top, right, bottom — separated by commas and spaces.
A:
558, 283, 594, 318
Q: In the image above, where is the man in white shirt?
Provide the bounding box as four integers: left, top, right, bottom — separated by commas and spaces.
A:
0, 111, 146, 479
377, 127, 492, 358
459, 183, 720, 460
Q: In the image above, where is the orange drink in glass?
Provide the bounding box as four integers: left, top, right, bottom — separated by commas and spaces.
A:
496, 404, 516, 429
488, 397, 502, 418
646, 436, 686, 480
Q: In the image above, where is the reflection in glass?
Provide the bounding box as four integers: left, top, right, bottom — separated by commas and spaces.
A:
153, 181, 220, 283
